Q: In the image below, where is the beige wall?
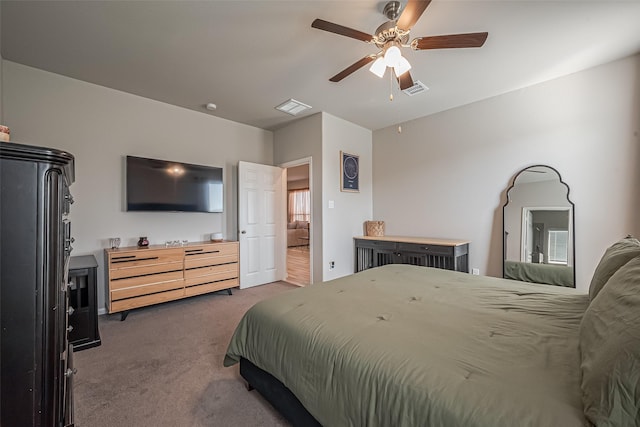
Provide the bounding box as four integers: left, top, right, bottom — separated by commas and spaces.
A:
274, 113, 323, 283
321, 113, 372, 281
373, 54, 640, 291
274, 112, 373, 282
3, 61, 274, 311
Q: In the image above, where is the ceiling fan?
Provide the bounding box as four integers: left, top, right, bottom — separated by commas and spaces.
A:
311, 0, 488, 90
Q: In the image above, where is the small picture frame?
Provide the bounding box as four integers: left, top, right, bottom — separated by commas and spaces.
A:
340, 151, 359, 192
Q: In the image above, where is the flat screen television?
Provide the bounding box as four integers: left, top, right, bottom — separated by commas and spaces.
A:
126, 155, 223, 213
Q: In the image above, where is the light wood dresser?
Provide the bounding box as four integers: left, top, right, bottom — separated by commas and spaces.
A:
105, 241, 238, 319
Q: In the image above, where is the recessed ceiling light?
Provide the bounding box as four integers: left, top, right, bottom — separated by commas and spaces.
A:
275, 99, 312, 116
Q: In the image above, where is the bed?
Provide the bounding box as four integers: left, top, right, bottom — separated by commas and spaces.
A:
224, 237, 640, 427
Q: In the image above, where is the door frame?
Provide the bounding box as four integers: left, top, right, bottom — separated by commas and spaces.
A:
280, 157, 313, 285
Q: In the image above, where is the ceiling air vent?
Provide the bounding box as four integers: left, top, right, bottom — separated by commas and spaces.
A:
275, 99, 312, 116
402, 80, 429, 96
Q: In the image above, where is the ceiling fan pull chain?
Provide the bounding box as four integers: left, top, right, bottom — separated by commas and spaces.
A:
389, 71, 394, 101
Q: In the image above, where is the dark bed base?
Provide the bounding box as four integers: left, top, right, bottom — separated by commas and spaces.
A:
239, 357, 322, 427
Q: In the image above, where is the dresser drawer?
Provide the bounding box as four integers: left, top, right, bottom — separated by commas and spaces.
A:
185, 278, 239, 297
110, 288, 185, 313
109, 259, 183, 280
110, 270, 184, 290
111, 279, 184, 301
184, 263, 238, 283
184, 254, 237, 269
397, 242, 453, 256
109, 248, 184, 277
109, 248, 184, 265
354, 239, 395, 250
184, 243, 237, 258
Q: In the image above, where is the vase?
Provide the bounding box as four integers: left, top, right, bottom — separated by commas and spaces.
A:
137, 236, 149, 247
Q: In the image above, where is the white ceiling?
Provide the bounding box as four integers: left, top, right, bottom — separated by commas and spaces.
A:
2, 1, 640, 131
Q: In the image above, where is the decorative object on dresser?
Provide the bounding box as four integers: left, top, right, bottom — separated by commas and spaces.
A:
109, 237, 121, 249
0, 125, 10, 142
354, 236, 470, 273
1, 141, 75, 427
137, 236, 149, 247
105, 241, 239, 320
68, 255, 102, 351
364, 220, 385, 237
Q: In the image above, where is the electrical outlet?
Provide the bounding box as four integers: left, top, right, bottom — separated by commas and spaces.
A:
329, 261, 335, 270
471, 268, 480, 275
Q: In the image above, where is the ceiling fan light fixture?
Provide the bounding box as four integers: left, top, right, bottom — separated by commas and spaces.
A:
393, 56, 412, 77
369, 57, 387, 78
383, 44, 402, 67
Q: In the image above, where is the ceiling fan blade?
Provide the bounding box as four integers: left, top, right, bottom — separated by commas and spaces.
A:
329, 55, 377, 82
397, 71, 414, 91
396, 0, 432, 31
412, 32, 489, 50
312, 19, 374, 43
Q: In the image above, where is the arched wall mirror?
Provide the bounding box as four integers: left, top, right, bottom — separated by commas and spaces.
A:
503, 165, 575, 287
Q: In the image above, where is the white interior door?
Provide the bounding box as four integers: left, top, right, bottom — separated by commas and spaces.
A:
238, 161, 286, 288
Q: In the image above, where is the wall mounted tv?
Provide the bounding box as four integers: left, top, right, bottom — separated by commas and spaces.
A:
126, 155, 223, 213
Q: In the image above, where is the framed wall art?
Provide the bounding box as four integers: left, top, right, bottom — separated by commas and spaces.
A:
340, 151, 359, 192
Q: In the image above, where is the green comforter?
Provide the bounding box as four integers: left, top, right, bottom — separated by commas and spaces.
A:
225, 264, 590, 427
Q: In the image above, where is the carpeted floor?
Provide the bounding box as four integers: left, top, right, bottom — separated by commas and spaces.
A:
73, 282, 298, 427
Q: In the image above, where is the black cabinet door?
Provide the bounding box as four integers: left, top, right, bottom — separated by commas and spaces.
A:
68, 255, 101, 351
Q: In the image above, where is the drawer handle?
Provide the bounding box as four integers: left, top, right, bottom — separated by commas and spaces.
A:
67, 325, 74, 333
65, 368, 77, 378
67, 307, 75, 315
112, 256, 159, 263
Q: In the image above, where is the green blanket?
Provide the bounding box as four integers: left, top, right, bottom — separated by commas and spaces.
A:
225, 265, 590, 427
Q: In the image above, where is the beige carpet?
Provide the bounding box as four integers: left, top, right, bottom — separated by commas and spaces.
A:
73, 282, 297, 427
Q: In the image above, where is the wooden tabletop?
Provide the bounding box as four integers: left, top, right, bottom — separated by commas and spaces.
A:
104, 240, 236, 253
354, 236, 470, 246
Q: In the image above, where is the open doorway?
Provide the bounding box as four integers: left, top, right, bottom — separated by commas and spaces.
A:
284, 161, 311, 286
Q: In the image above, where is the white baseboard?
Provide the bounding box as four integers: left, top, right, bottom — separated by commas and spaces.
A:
98, 307, 107, 316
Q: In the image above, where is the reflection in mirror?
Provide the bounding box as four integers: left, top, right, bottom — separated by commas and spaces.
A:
503, 165, 575, 287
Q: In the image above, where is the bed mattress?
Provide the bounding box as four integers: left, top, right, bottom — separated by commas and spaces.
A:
225, 264, 590, 427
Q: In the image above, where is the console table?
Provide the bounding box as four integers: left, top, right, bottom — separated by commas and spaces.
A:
105, 240, 238, 320
354, 236, 470, 273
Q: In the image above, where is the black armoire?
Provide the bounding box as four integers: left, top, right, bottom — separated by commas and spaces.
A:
1, 142, 75, 426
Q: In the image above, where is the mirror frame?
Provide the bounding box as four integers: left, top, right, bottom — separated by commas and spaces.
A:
502, 165, 576, 287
